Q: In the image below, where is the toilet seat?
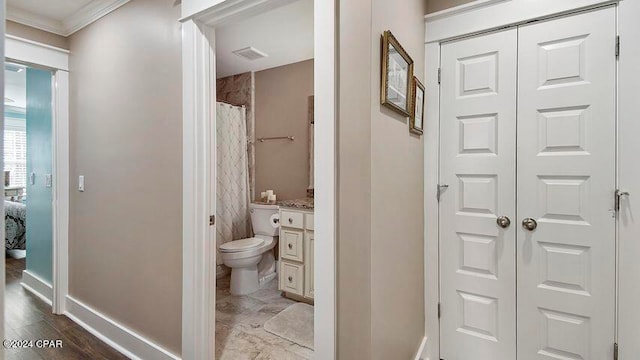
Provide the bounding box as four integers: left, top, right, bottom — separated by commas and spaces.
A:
219, 238, 265, 253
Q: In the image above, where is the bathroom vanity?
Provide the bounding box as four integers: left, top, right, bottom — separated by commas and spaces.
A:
278, 198, 314, 303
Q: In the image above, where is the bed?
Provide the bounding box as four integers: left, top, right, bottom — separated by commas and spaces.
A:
5, 200, 26, 250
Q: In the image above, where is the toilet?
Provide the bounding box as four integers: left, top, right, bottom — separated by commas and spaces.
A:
219, 203, 279, 295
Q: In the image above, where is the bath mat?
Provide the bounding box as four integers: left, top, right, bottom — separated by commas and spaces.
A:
264, 303, 314, 350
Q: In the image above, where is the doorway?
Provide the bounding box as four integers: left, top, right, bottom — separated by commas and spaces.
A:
438, 7, 616, 360
181, 0, 336, 358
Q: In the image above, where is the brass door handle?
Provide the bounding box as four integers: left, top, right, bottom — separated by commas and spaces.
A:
522, 218, 537, 231
496, 216, 511, 229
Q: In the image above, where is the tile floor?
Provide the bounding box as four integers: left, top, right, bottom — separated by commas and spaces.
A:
216, 275, 314, 360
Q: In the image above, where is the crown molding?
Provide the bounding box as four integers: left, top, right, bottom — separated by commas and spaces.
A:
63, 0, 130, 36
7, 5, 66, 36
7, 0, 130, 37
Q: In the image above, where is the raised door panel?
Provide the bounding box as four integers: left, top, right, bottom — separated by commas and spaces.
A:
516, 8, 616, 360
439, 28, 517, 360
280, 229, 304, 262
279, 261, 304, 296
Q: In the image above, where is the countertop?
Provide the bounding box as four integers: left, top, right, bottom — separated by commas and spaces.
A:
277, 197, 314, 210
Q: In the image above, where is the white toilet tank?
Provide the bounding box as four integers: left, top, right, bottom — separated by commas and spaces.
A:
250, 203, 280, 236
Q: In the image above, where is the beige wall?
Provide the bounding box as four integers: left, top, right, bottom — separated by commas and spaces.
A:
6, 21, 70, 50
370, 0, 426, 357
427, 0, 475, 13
68, 0, 183, 354
338, 0, 426, 358
338, 0, 373, 357
254, 59, 313, 201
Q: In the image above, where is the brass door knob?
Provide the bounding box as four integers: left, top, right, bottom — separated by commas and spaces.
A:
522, 218, 538, 231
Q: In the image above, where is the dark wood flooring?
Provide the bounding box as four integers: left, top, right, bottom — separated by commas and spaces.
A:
5, 256, 130, 360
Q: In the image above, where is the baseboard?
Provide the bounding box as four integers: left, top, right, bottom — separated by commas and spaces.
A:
64, 296, 180, 360
414, 336, 428, 360
21, 270, 53, 306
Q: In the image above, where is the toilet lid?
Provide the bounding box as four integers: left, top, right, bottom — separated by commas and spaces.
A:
219, 238, 265, 253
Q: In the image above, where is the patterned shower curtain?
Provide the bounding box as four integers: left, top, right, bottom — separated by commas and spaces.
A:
216, 102, 252, 265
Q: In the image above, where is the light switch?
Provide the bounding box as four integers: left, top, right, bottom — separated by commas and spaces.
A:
78, 175, 85, 192
45, 174, 52, 188
29, 172, 35, 185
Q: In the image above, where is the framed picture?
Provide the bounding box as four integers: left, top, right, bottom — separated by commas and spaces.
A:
410, 77, 425, 135
381, 30, 414, 117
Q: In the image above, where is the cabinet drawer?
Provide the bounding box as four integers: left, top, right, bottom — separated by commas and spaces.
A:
305, 213, 314, 230
280, 229, 304, 262
279, 261, 304, 296
281, 210, 304, 229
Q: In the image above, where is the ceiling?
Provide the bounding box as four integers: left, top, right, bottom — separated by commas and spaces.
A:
7, 0, 130, 37
215, 0, 314, 78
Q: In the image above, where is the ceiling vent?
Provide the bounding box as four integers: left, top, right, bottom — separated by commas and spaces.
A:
232, 46, 268, 61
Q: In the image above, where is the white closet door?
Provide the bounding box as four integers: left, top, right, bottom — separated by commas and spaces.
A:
517, 8, 616, 360
440, 29, 517, 360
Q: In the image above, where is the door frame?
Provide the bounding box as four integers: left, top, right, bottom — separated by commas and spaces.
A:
180, 0, 337, 359
424, 1, 640, 359
4, 35, 70, 315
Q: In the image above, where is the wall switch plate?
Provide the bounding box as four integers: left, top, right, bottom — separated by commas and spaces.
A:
78, 175, 85, 192
45, 174, 52, 188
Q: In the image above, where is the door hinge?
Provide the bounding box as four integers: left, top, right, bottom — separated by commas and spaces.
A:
209, 215, 215, 226
437, 68, 442, 85
437, 302, 441, 319
615, 189, 630, 212
614, 342, 618, 360
616, 35, 620, 58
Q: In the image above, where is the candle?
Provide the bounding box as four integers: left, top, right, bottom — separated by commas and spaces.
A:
266, 190, 274, 197
268, 194, 276, 203
261, 192, 267, 201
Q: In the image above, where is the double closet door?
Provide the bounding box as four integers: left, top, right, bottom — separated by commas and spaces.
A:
439, 7, 616, 360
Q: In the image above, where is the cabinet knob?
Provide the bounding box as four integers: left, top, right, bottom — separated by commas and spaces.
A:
288, 218, 293, 224
288, 276, 293, 282
288, 243, 293, 250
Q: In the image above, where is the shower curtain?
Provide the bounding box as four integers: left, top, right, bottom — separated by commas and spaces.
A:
216, 102, 252, 265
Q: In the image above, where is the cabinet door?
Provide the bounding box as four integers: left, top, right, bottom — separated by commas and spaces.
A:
280, 229, 304, 262
439, 28, 517, 360
517, 8, 616, 360
304, 231, 315, 299
279, 261, 304, 296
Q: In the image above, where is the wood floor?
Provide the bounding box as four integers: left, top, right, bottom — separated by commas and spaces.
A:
5, 256, 129, 360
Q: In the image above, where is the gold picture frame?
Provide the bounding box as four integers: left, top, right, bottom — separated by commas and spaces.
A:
381, 30, 414, 117
409, 76, 425, 135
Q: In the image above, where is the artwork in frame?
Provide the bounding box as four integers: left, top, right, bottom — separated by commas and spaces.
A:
410, 76, 425, 135
381, 30, 414, 117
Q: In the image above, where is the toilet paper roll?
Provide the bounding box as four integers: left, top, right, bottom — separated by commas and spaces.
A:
270, 213, 280, 228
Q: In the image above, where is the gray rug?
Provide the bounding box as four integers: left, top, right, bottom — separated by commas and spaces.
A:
264, 303, 314, 350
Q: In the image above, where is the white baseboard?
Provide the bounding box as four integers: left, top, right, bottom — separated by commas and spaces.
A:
21, 270, 53, 306
64, 296, 180, 360
414, 336, 428, 360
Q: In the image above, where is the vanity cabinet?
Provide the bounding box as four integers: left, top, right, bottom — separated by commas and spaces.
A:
279, 208, 314, 302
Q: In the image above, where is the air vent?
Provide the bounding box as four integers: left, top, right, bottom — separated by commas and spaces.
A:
232, 46, 268, 61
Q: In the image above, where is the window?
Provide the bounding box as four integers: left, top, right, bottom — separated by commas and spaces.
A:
4, 127, 27, 188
